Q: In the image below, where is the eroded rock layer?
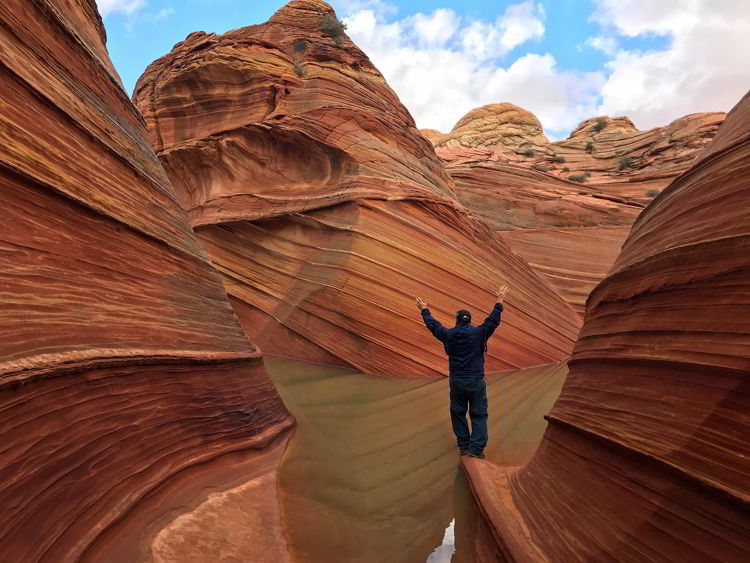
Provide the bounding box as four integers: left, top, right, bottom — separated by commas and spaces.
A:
432, 106, 724, 313
134, 0, 581, 376
0, 1, 291, 560
551, 111, 726, 202
502, 227, 630, 315
448, 162, 641, 231
431, 105, 725, 208
430, 103, 550, 162
498, 91, 750, 561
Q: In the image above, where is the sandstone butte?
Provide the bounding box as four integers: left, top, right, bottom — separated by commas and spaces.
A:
424, 103, 725, 314
0, 1, 294, 561
462, 90, 750, 561
133, 0, 583, 377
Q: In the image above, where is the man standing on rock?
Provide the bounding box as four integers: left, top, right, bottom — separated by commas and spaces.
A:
416, 286, 508, 459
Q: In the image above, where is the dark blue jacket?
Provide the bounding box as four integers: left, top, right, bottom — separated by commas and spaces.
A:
421, 303, 504, 377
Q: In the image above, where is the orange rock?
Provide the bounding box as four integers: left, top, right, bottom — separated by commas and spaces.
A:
473, 91, 750, 562
502, 227, 631, 315
431, 105, 725, 204
420, 128, 446, 143
433, 103, 551, 162
447, 161, 637, 313
0, 1, 292, 560
447, 162, 641, 231
134, 0, 582, 376
426, 105, 724, 313
553, 111, 726, 202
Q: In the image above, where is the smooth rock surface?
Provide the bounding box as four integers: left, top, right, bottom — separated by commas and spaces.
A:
476, 91, 750, 562
502, 227, 630, 315
134, 0, 582, 376
0, 1, 291, 560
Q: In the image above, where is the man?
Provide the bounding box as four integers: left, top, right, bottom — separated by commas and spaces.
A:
416, 286, 508, 459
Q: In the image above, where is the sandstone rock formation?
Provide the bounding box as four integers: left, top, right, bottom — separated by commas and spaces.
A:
430, 104, 725, 207
426, 104, 724, 314
468, 90, 750, 562
447, 163, 640, 231
134, 0, 582, 376
502, 226, 631, 315
444, 161, 639, 313
419, 128, 445, 143
0, 1, 292, 560
552, 111, 726, 202
431, 103, 551, 163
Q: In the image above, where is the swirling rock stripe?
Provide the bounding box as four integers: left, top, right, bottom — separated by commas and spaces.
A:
502, 227, 630, 315
196, 199, 580, 376
503, 92, 750, 560
133, 0, 583, 375
448, 163, 641, 231
0, 1, 292, 559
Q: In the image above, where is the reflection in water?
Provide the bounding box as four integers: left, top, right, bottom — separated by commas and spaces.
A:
266, 357, 567, 563
426, 519, 455, 562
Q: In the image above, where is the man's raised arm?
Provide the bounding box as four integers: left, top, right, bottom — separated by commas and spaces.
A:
482, 285, 509, 340
416, 297, 448, 342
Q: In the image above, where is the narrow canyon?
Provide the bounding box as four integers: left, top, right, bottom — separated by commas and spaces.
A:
0, 0, 747, 561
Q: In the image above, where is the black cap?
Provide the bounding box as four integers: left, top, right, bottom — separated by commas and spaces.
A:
456, 309, 471, 324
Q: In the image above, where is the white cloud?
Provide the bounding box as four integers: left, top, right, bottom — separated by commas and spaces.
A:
154, 7, 175, 22
96, 0, 145, 17
344, 3, 600, 134
343, 0, 749, 137
585, 35, 618, 56
332, 0, 397, 18
592, 0, 750, 129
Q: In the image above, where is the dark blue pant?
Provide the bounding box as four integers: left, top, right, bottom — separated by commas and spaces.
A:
449, 376, 488, 455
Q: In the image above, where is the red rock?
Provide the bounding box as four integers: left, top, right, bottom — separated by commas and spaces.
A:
428, 105, 724, 314
502, 227, 631, 315
447, 162, 641, 231
553, 112, 726, 203
134, 0, 582, 376
470, 91, 750, 562
0, 1, 292, 560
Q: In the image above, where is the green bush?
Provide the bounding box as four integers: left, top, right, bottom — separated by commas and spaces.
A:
553, 154, 566, 163
293, 41, 307, 52
293, 61, 305, 78
619, 157, 635, 170
522, 149, 535, 157
646, 189, 661, 198
562, 166, 570, 172
532, 165, 549, 172
569, 174, 588, 182
585, 141, 594, 152
320, 14, 347, 44
592, 119, 607, 132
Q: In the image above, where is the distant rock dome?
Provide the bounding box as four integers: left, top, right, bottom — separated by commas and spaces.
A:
568, 115, 638, 139
433, 103, 550, 152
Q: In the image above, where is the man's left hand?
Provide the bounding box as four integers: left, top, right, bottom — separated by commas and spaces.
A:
416, 297, 427, 311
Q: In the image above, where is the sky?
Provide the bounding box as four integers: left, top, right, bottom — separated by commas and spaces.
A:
98, 0, 750, 140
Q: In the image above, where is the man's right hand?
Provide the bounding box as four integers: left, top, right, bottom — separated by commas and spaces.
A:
416, 297, 427, 311
496, 285, 509, 303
